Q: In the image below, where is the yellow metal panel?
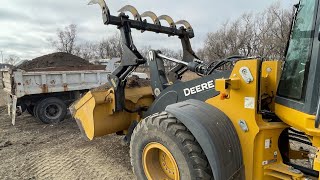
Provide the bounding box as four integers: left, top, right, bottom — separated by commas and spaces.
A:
216, 78, 241, 92
275, 104, 318, 137
260, 61, 282, 111
72, 86, 154, 140
209, 60, 299, 179
208, 59, 261, 180
215, 79, 227, 92
264, 163, 304, 179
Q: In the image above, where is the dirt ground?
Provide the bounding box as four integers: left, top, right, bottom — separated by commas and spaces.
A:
0, 89, 6, 107
0, 91, 135, 180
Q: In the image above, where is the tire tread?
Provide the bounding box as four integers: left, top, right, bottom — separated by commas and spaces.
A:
131, 111, 213, 179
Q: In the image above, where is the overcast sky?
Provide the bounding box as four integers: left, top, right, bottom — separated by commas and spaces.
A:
0, 0, 297, 61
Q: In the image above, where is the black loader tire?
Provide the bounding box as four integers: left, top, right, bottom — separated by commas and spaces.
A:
130, 112, 213, 180
35, 97, 67, 124
26, 105, 35, 116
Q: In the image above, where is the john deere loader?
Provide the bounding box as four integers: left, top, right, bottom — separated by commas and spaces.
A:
72, 0, 320, 179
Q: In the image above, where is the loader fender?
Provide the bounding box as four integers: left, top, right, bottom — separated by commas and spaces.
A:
165, 99, 244, 180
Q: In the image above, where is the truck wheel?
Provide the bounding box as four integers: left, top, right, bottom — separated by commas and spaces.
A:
35, 97, 67, 124
33, 102, 40, 119
130, 112, 213, 180
27, 105, 35, 116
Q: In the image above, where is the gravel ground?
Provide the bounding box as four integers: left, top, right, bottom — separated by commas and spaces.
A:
0, 90, 135, 180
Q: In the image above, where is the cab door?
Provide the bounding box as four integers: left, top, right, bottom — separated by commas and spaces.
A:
276, 0, 320, 115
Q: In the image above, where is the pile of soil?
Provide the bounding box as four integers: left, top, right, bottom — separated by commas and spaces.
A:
126, 75, 150, 88
92, 75, 150, 92
17, 52, 106, 71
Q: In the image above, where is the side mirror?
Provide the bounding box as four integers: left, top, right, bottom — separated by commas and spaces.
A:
315, 97, 320, 128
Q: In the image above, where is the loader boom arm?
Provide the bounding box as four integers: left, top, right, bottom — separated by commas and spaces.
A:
89, 0, 199, 111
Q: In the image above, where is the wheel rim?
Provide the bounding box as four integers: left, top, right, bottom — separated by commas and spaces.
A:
143, 142, 180, 180
44, 103, 62, 119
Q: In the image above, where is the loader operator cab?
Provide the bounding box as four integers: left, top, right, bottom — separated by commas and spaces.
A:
276, 0, 320, 118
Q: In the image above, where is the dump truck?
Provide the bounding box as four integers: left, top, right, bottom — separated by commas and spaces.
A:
72, 0, 320, 179
1, 68, 110, 125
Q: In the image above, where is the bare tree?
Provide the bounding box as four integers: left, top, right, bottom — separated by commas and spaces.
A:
98, 33, 122, 59
66, 33, 123, 61
139, 46, 152, 60
199, 2, 292, 62
74, 42, 99, 61
5, 55, 20, 65
254, 3, 292, 59
49, 24, 78, 54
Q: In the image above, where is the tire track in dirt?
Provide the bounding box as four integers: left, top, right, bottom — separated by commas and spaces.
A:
0, 104, 136, 180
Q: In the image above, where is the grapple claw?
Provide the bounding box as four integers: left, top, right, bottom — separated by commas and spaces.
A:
88, 0, 109, 16
175, 20, 193, 30
118, 5, 142, 21
141, 11, 161, 25
158, 15, 176, 28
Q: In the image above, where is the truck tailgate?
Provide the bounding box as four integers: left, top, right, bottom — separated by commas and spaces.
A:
1, 70, 13, 94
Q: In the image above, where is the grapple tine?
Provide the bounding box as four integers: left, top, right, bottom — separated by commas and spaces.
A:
175, 20, 193, 30
141, 11, 161, 25
88, 0, 109, 15
158, 15, 176, 29
88, 0, 98, 5
118, 5, 142, 21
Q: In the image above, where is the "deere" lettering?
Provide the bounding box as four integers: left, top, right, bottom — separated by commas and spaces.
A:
183, 80, 215, 97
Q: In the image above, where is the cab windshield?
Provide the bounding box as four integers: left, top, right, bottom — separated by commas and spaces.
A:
278, 0, 317, 100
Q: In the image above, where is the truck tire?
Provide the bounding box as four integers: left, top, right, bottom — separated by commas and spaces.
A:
35, 97, 67, 124
130, 112, 213, 180
27, 105, 35, 116
33, 102, 40, 120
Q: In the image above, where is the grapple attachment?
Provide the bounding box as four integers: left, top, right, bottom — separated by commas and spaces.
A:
72, 0, 199, 141
87, 0, 194, 37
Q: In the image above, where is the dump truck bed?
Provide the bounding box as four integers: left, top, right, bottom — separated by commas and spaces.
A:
1, 68, 110, 97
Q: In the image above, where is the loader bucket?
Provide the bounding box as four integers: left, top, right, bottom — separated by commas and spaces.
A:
71, 86, 154, 140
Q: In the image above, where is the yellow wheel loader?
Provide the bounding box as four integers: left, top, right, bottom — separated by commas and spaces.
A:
72, 0, 320, 179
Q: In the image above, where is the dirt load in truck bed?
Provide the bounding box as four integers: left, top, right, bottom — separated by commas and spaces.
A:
17, 52, 106, 71
92, 75, 150, 92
